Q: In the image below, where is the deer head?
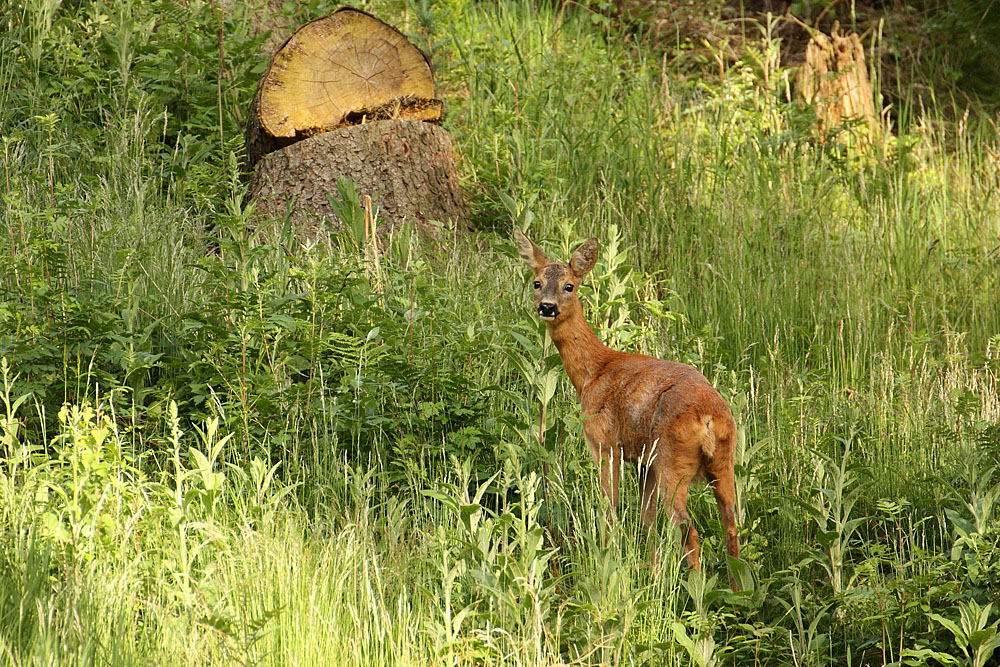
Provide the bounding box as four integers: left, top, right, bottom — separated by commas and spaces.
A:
513, 228, 599, 323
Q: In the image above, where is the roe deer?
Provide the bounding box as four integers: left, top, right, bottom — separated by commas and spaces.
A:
514, 228, 741, 589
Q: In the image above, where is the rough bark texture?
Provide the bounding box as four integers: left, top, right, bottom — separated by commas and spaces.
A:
797, 22, 880, 143
250, 120, 467, 241
244, 7, 442, 170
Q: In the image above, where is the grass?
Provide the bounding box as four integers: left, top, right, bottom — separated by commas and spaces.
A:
2, 0, 1000, 664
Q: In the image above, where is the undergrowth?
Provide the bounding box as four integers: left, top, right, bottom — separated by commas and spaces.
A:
1, 0, 999, 665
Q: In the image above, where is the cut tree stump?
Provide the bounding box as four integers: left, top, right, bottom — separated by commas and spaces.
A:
245, 7, 442, 170
249, 120, 466, 241
243, 7, 466, 240
797, 21, 881, 145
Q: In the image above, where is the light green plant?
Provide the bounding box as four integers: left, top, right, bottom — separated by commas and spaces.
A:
425, 457, 561, 663
777, 573, 832, 667
671, 619, 717, 667
900, 600, 1000, 667
795, 429, 869, 595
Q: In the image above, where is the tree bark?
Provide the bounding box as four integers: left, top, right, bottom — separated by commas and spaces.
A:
249, 120, 467, 241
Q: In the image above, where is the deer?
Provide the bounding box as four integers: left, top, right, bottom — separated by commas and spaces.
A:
513, 227, 741, 589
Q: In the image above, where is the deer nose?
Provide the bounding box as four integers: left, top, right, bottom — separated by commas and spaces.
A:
538, 302, 558, 319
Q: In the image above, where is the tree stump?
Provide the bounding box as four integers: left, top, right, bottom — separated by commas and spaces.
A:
797, 22, 881, 145
249, 120, 466, 240
244, 7, 466, 239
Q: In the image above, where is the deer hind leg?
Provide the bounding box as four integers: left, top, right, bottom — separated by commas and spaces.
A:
707, 456, 741, 585
664, 470, 700, 570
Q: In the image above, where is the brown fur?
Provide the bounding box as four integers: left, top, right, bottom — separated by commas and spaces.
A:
514, 228, 741, 589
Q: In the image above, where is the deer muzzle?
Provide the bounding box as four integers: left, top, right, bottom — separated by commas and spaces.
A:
538, 301, 558, 319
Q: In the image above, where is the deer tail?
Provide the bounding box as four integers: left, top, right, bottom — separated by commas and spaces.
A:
700, 415, 719, 459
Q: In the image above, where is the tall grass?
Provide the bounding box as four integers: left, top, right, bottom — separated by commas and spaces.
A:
2, 0, 999, 664
441, 0, 1000, 566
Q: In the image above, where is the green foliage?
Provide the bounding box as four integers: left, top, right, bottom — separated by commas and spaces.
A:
1, 0, 1000, 664
925, 600, 1000, 667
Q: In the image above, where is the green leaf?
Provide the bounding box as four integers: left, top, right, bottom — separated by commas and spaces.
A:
968, 627, 997, 652
670, 622, 697, 653
815, 528, 840, 550
267, 313, 297, 332
977, 634, 1000, 667
420, 489, 459, 512
928, 612, 965, 642
897, 647, 961, 666
459, 504, 481, 531
726, 555, 754, 593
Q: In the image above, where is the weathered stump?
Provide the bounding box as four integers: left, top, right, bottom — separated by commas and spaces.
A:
797, 22, 881, 144
244, 7, 466, 239
250, 121, 466, 240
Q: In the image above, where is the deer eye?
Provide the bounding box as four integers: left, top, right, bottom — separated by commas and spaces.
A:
564, 284, 574, 292
533, 281, 541, 290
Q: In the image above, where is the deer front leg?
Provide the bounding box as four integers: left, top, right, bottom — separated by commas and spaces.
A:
640, 467, 662, 569
583, 413, 619, 517
598, 449, 621, 511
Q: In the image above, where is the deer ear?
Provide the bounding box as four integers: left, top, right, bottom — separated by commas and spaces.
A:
513, 228, 549, 271
570, 237, 599, 276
